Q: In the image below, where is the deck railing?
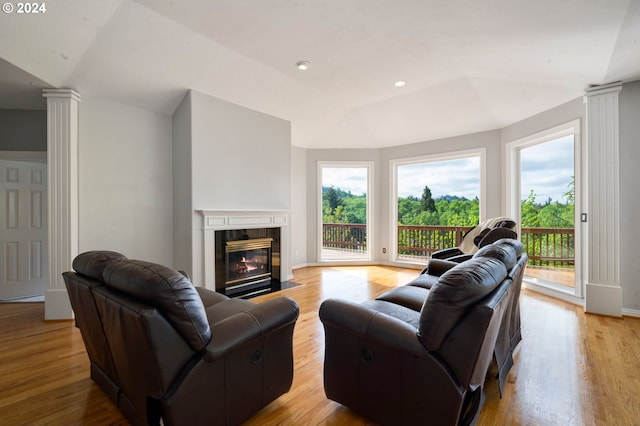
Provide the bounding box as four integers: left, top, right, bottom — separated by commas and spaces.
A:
520, 227, 574, 268
322, 223, 575, 267
322, 223, 367, 252
396, 225, 468, 258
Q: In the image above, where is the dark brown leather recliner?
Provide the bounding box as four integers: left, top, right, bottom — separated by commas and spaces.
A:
63, 251, 299, 426
404, 239, 527, 395
319, 239, 527, 425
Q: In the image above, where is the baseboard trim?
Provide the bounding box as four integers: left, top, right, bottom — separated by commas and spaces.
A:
622, 308, 640, 318
585, 282, 622, 317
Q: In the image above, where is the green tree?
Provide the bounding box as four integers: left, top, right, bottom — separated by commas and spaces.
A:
539, 203, 572, 227
343, 196, 367, 224
521, 190, 540, 227
421, 185, 436, 213
325, 187, 343, 210
415, 210, 439, 226
398, 196, 422, 224
563, 176, 575, 204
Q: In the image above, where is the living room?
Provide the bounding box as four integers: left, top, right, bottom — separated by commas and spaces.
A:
1, 1, 640, 424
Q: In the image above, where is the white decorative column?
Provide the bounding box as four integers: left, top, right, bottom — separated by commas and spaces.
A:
584, 82, 622, 316
43, 89, 81, 320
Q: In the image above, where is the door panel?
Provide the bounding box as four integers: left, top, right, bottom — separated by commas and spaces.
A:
0, 160, 48, 299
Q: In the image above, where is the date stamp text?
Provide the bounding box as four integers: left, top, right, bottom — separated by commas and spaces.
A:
3, 2, 47, 14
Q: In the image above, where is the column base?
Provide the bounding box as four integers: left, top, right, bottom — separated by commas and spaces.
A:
45, 288, 74, 320
585, 282, 622, 317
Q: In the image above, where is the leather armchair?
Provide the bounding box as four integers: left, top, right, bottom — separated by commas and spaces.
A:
64, 252, 299, 426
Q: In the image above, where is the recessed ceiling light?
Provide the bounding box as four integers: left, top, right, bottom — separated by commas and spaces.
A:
296, 60, 310, 71
394, 80, 406, 87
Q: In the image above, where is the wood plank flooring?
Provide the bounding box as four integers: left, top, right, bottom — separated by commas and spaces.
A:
1, 265, 638, 425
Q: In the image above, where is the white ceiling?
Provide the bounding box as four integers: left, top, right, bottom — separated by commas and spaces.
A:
1, 0, 639, 148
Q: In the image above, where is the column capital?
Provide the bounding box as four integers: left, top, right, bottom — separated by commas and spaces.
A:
584, 81, 622, 98
43, 88, 82, 102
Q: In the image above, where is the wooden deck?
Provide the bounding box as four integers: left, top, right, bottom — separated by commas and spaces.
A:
525, 266, 576, 288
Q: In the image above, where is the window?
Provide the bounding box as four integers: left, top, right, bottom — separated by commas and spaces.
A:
391, 149, 484, 263
318, 162, 373, 262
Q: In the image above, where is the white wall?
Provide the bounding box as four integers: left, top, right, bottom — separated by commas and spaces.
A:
172, 92, 193, 272
190, 90, 291, 209
78, 96, 173, 264
291, 146, 308, 268
619, 80, 640, 313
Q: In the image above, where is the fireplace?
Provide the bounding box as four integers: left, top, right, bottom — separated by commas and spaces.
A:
225, 238, 272, 293
199, 209, 291, 297
214, 228, 281, 298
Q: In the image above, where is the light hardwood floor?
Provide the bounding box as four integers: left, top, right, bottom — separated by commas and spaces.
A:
1, 265, 639, 425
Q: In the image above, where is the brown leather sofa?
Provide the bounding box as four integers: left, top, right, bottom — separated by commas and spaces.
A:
63, 251, 299, 426
319, 239, 527, 425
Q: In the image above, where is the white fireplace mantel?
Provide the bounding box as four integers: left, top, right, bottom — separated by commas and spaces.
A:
198, 209, 292, 291
199, 209, 290, 230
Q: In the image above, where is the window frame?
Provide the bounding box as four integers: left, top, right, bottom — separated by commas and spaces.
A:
317, 161, 374, 263
504, 119, 583, 301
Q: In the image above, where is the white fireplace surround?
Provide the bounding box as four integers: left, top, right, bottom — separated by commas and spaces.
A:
198, 210, 292, 291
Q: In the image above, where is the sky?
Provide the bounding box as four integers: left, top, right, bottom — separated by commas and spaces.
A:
322, 135, 575, 203
520, 135, 574, 203
322, 167, 369, 195
397, 157, 480, 200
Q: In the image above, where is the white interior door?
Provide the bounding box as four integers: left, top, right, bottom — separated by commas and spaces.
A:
0, 159, 47, 300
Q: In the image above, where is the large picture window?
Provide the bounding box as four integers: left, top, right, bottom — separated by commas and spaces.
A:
318, 162, 373, 262
391, 150, 484, 263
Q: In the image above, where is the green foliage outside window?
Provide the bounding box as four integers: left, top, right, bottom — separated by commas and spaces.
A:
323, 181, 576, 267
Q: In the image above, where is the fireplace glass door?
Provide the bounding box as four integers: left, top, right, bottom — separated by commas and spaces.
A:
225, 238, 273, 291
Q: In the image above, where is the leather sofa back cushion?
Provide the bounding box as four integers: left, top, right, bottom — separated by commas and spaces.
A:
502, 238, 524, 257
418, 256, 507, 351
103, 259, 211, 351
473, 241, 518, 269
72, 251, 127, 280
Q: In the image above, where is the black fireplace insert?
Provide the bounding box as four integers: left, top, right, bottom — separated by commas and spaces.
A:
215, 228, 281, 298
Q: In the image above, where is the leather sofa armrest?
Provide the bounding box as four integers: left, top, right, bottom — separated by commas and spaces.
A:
203, 297, 299, 362
431, 248, 464, 259
424, 259, 459, 276
194, 287, 229, 308
319, 299, 424, 356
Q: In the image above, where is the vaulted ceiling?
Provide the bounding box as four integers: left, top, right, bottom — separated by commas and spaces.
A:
1, 0, 639, 148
